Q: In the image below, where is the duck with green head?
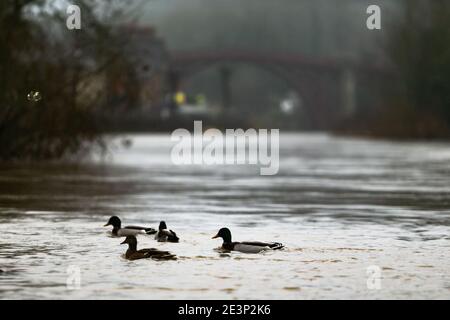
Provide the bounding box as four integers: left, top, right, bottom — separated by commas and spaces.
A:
212, 227, 284, 253
154, 221, 179, 242
104, 216, 157, 237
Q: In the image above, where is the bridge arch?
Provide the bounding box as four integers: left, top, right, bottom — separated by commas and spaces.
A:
169, 51, 349, 129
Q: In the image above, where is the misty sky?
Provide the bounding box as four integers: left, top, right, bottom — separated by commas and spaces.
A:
138, 0, 400, 61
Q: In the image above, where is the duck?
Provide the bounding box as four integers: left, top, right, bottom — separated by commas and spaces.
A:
120, 235, 177, 261
212, 227, 284, 253
104, 216, 157, 237
154, 221, 179, 242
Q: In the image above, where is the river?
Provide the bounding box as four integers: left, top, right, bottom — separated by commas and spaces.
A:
0, 133, 449, 299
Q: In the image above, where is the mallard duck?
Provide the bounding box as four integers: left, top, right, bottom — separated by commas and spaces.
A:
154, 221, 179, 242
120, 236, 177, 260
104, 216, 157, 237
212, 227, 284, 253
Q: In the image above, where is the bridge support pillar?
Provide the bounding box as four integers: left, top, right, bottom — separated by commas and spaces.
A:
219, 66, 232, 109
340, 68, 356, 117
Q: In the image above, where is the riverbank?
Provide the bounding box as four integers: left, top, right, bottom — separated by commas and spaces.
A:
334, 106, 450, 142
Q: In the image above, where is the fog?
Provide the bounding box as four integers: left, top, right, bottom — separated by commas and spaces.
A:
140, 0, 398, 61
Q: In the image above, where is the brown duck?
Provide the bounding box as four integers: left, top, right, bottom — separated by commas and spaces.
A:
120, 236, 177, 261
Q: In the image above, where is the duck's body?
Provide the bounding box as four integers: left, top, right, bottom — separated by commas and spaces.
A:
221, 241, 284, 253
121, 236, 177, 261
104, 216, 157, 237
212, 228, 284, 253
154, 221, 179, 243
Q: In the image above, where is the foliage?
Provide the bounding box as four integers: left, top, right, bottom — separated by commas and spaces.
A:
0, 0, 135, 160
387, 0, 450, 124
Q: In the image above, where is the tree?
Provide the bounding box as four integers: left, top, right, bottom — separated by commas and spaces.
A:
0, 0, 136, 160
387, 0, 450, 122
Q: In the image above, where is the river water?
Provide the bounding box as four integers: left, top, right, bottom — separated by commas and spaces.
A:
0, 133, 449, 299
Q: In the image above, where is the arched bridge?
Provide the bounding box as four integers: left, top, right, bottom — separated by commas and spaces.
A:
170, 50, 391, 128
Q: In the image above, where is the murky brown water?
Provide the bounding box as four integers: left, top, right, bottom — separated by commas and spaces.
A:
1, 133, 450, 299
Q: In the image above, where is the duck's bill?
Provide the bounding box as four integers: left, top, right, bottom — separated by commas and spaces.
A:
212, 234, 219, 239
120, 239, 127, 244
103, 223, 110, 227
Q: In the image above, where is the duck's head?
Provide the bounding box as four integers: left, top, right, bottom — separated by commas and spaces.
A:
120, 235, 137, 246
159, 221, 167, 230
212, 227, 232, 243
104, 216, 121, 228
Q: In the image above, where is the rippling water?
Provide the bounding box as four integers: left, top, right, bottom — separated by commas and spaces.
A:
1, 133, 450, 299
